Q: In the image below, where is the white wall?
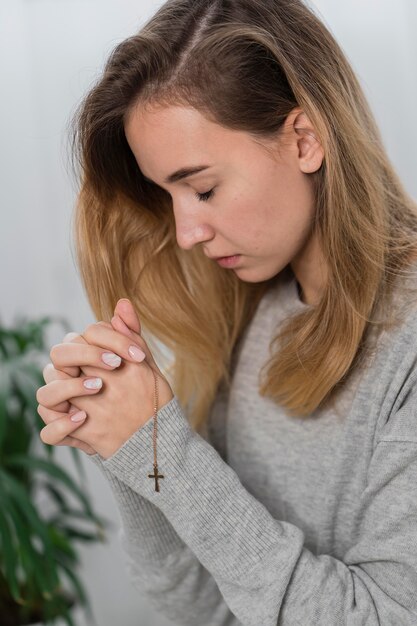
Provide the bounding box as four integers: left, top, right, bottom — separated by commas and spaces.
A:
1, 1, 416, 625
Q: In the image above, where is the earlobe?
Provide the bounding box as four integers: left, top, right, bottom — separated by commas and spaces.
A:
299, 148, 324, 174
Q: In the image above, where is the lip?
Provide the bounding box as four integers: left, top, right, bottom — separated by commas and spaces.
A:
215, 254, 242, 268
206, 253, 239, 260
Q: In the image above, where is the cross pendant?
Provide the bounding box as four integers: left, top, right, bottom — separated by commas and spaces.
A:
148, 464, 164, 492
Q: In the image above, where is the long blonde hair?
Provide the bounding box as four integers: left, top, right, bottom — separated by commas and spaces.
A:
69, 0, 417, 430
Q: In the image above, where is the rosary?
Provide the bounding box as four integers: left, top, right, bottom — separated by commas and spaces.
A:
147, 368, 164, 492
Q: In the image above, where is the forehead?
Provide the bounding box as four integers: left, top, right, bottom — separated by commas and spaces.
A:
123, 103, 263, 177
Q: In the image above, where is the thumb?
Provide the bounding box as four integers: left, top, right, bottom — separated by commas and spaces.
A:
114, 298, 141, 335
111, 310, 162, 374
110, 313, 137, 340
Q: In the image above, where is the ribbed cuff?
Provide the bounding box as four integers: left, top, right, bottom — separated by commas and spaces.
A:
100, 395, 187, 481
93, 395, 297, 583
87, 434, 185, 562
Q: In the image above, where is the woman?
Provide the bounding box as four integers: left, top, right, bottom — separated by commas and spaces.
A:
36, 0, 417, 623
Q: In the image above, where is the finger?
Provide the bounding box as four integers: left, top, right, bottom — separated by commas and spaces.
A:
43, 362, 68, 384
82, 322, 147, 364
42, 363, 73, 412
37, 376, 96, 453
42, 364, 98, 414
59, 332, 85, 377
38, 402, 81, 425
36, 375, 103, 409
63, 331, 84, 342
63, 327, 116, 381
91, 317, 157, 373
110, 313, 135, 339
38, 404, 94, 453
50, 342, 122, 373
38, 366, 97, 453
62, 329, 114, 367
96, 321, 114, 329
38, 400, 82, 421
114, 298, 141, 334
111, 310, 160, 372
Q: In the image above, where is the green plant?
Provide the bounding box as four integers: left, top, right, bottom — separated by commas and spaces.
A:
0, 315, 112, 626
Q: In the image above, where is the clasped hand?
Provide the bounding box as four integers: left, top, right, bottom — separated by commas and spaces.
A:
36, 299, 174, 460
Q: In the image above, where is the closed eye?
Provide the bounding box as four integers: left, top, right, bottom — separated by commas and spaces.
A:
143, 176, 215, 203
195, 189, 215, 202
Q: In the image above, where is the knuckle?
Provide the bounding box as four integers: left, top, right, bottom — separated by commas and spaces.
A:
42, 362, 54, 381
85, 323, 96, 334
36, 386, 45, 404
83, 323, 97, 339
69, 334, 86, 346
64, 331, 81, 343
49, 344, 60, 363
37, 403, 46, 416
97, 321, 112, 330
54, 400, 71, 413
39, 428, 50, 445
40, 419, 68, 446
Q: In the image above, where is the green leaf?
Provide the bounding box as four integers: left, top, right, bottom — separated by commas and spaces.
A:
5, 455, 97, 520
49, 508, 111, 543
59, 561, 98, 626
12, 359, 45, 415
5, 494, 49, 606
43, 482, 68, 512
0, 470, 60, 594
59, 561, 89, 608
60, 609, 77, 626
0, 314, 105, 620
42, 484, 111, 541
70, 445, 87, 484
0, 494, 22, 603
0, 391, 7, 453
55, 524, 103, 543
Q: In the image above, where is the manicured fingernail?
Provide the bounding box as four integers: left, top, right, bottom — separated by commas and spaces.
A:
101, 352, 122, 367
83, 377, 103, 389
128, 345, 146, 362
71, 410, 87, 422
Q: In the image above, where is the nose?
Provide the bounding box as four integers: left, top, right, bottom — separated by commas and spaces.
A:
173, 207, 215, 251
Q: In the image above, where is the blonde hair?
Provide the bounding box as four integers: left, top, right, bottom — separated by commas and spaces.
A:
69, 0, 417, 430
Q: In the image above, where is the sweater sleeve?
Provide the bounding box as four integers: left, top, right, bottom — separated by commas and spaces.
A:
88, 387, 242, 626
92, 391, 417, 626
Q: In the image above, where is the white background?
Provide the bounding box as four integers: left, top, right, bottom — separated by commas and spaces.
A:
1, 1, 416, 624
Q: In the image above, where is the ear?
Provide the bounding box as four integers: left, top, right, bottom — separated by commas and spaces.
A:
285, 108, 324, 174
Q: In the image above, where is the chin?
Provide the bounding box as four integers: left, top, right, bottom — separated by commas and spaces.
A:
233, 266, 281, 283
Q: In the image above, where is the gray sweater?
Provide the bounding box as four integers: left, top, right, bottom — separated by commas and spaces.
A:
89, 267, 417, 625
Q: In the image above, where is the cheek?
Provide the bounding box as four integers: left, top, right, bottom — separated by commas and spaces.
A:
226, 192, 261, 241
223, 168, 313, 247
263, 169, 315, 228
277, 165, 315, 213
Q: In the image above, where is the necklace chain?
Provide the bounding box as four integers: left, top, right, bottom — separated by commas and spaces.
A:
147, 369, 164, 492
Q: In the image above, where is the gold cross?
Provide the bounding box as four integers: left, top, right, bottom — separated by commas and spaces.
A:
148, 464, 164, 492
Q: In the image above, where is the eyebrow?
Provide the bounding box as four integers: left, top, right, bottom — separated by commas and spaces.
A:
142, 165, 212, 186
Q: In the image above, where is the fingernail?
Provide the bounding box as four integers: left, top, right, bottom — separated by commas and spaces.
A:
71, 410, 87, 422
101, 352, 122, 367
128, 345, 146, 362
83, 377, 103, 389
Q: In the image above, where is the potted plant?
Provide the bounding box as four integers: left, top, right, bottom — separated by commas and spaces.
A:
0, 315, 112, 625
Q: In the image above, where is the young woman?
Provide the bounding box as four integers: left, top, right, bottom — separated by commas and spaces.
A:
36, 0, 417, 623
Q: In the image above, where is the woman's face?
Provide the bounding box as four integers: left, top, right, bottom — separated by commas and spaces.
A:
124, 102, 325, 289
